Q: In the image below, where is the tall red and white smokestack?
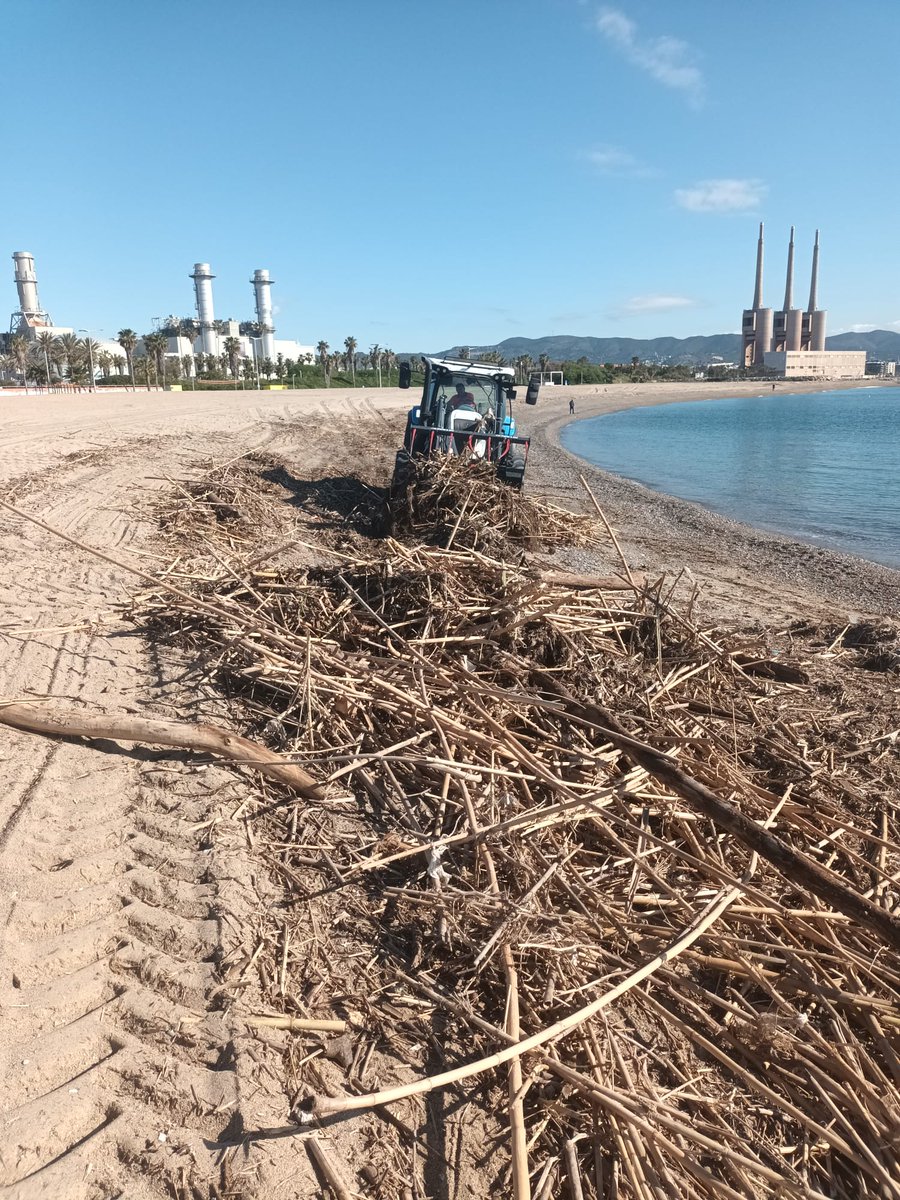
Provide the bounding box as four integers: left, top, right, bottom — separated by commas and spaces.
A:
808, 230, 820, 312
783, 226, 795, 311
752, 222, 764, 310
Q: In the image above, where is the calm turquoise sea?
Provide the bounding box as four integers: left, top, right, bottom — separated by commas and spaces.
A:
561, 387, 900, 570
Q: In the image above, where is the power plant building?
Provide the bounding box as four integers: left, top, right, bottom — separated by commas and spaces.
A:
5, 250, 313, 385
741, 226, 865, 379
185, 261, 312, 366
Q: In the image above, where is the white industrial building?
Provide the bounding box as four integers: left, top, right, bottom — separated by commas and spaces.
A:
763, 350, 867, 379
741, 227, 866, 379
182, 261, 314, 370
7, 250, 314, 382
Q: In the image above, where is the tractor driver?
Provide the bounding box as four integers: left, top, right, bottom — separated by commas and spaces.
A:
449, 383, 482, 454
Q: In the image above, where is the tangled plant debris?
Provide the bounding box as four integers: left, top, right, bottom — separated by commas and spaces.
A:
133, 454, 900, 1199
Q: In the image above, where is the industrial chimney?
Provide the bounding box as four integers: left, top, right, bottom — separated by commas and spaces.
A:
190, 263, 218, 355
251, 269, 276, 362
807, 231, 826, 351
741, 223, 773, 367
775, 227, 803, 352
10, 251, 50, 334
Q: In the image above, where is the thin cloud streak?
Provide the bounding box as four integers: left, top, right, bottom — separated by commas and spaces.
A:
584, 144, 658, 178
608, 294, 698, 321
596, 8, 704, 107
675, 179, 767, 213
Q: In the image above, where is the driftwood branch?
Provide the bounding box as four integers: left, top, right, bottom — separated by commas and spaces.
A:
0, 702, 327, 800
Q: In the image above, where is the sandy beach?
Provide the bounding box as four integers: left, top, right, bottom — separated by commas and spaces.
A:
0, 378, 898, 1195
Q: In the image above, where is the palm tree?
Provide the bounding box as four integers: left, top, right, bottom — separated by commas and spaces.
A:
223, 336, 241, 382
58, 332, 81, 380
36, 331, 57, 387
68, 356, 90, 386
538, 353, 550, 380
9, 335, 30, 387
369, 344, 382, 387
344, 336, 358, 385
316, 340, 330, 386
181, 354, 194, 382
50, 339, 67, 380
117, 329, 138, 386
143, 332, 167, 386
179, 318, 198, 350
112, 354, 125, 376
26, 346, 48, 385
82, 338, 101, 388
97, 350, 112, 379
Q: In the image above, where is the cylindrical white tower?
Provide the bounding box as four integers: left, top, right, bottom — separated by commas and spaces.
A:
811, 310, 827, 352
190, 262, 218, 355
755, 309, 774, 360
786, 309, 803, 351
251, 269, 276, 362
12, 252, 41, 316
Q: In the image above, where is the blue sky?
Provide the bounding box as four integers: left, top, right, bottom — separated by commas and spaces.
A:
3, 1, 896, 350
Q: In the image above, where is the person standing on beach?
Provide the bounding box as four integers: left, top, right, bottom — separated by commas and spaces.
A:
569, 398, 575, 415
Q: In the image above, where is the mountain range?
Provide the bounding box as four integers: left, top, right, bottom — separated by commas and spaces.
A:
436, 330, 900, 366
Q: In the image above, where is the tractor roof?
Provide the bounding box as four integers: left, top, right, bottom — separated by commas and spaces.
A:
423, 355, 516, 381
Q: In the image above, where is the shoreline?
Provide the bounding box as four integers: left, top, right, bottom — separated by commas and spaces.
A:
1, 378, 897, 629
517, 379, 900, 626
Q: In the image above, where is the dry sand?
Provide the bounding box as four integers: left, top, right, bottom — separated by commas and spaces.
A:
0, 379, 896, 1196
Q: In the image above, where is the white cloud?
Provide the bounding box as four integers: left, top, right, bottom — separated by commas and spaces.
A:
584, 144, 657, 177
596, 8, 704, 107
675, 178, 767, 213
621, 294, 696, 315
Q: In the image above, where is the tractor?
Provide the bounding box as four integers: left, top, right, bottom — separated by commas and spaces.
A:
392, 355, 539, 492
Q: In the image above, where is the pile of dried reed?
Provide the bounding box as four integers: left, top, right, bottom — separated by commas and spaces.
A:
389, 456, 599, 555
132, 455, 900, 1200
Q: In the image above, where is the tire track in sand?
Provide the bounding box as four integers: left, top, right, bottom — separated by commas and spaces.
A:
0, 446, 311, 1197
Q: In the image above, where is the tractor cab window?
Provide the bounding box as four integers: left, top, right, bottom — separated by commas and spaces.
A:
434, 374, 498, 420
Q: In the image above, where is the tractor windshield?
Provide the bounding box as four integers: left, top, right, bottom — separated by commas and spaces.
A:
433, 374, 500, 421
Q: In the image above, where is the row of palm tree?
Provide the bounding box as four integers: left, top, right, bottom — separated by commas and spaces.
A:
0, 332, 114, 387
2, 326, 403, 390
314, 340, 398, 386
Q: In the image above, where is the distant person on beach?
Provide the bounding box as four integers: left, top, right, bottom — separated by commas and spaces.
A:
772, 383, 776, 391
569, 398, 575, 415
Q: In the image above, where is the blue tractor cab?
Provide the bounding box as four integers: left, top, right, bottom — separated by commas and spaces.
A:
393, 355, 539, 491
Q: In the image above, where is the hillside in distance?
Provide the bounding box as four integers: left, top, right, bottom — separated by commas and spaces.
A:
436, 330, 900, 365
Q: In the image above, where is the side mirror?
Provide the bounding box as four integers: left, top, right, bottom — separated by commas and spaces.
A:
399, 362, 411, 389
525, 376, 540, 406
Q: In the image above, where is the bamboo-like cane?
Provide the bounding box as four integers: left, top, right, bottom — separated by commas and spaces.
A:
298, 883, 740, 1120
533, 671, 900, 952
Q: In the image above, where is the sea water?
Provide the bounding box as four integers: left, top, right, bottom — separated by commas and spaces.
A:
560, 386, 900, 569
